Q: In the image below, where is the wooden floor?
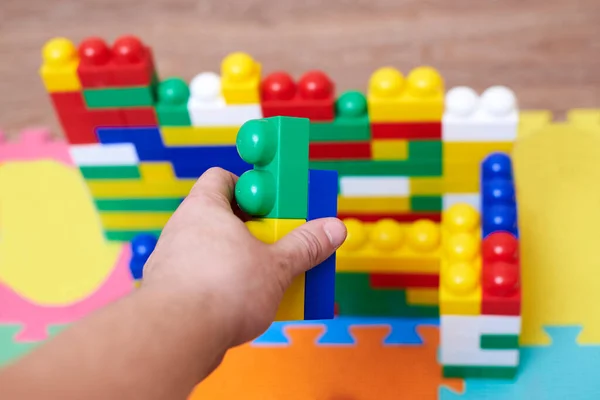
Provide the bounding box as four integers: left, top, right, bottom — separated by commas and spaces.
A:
1, 0, 599, 138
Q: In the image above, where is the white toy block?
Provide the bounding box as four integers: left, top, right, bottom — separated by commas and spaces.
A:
479, 315, 521, 334
187, 72, 262, 126
442, 86, 518, 142
339, 176, 410, 197
69, 143, 139, 166
440, 316, 519, 366
443, 194, 480, 211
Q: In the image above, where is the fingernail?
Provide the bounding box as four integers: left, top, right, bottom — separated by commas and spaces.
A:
324, 220, 347, 249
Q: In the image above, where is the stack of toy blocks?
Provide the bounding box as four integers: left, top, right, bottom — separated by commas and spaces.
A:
440, 152, 521, 379
234, 116, 338, 321
442, 86, 518, 210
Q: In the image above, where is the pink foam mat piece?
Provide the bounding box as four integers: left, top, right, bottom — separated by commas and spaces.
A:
0, 129, 73, 165
0, 245, 133, 341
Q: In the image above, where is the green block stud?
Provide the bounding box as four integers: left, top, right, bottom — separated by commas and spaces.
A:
235, 117, 310, 219
155, 78, 191, 126
83, 86, 156, 108
310, 91, 371, 142
480, 334, 520, 350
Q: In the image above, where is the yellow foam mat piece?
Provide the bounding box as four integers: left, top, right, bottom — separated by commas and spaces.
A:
338, 196, 410, 213
371, 139, 409, 160
161, 126, 239, 146
514, 120, 600, 345
406, 288, 439, 306
0, 161, 122, 305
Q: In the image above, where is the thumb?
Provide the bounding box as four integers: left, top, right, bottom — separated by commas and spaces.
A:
271, 217, 347, 279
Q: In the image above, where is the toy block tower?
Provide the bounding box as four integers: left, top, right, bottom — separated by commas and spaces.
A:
440, 152, 521, 380
235, 116, 338, 321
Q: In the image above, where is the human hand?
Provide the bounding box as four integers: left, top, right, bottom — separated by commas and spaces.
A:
140, 167, 347, 347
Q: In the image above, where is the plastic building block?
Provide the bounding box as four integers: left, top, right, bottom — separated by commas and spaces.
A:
442, 366, 517, 380
370, 272, 439, 288
337, 218, 441, 273
40, 38, 81, 92
120, 108, 158, 126
408, 140, 442, 159
245, 218, 306, 321
480, 334, 519, 350
94, 198, 182, 212
309, 91, 371, 141
187, 72, 263, 126
367, 66, 444, 123
221, 52, 261, 104
337, 212, 442, 223
83, 86, 156, 108
411, 195, 442, 212
76, 35, 155, 87
309, 141, 371, 160
371, 139, 409, 160
310, 159, 442, 176
68, 143, 139, 166
129, 233, 158, 280
80, 165, 141, 180
481, 153, 518, 237
235, 117, 309, 219
160, 126, 238, 146
304, 169, 338, 319
443, 142, 513, 163
49, 92, 100, 144
105, 229, 162, 242
338, 196, 410, 214
406, 288, 439, 305
100, 212, 171, 230
261, 71, 335, 121
138, 162, 179, 182
439, 203, 482, 315
96, 126, 167, 160
371, 122, 441, 140
88, 177, 194, 199
409, 177, 443, 195
155, 78, 191, 126
339, 176, 409, 197
481, 232, 521, 315
443, 194, 480, 211
443, 86, 518, 142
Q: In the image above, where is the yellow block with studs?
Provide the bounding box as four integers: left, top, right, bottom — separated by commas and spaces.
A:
39, 38, 82, 92
221, 52, 262, 104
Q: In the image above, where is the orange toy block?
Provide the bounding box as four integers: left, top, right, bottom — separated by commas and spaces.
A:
190, 325, 464, 400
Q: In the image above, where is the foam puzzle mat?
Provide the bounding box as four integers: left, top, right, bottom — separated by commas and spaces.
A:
1, 128, 600, 399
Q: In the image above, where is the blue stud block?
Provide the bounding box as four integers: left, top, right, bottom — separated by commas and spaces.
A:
483, 205, 518, 237
483, 179, 516, 205
482, 153, 513, 181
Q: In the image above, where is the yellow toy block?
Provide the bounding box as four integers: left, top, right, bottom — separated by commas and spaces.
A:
442, 163, 480, 193
368, 66, 444, 123
410, 177, 443, 195
39, 38, 81, 92
245, 218, 306, 321
443, 142, 513, 163
371, 139, 409, 160
99, 212, 172, 230
407, 288, 439, 306
442, 179, 479, 194
337, 218, 441, 274
139, 162, 180, 182
88, 180, 194, 199
439, 203, 482, 315
338, 196, 410, 214
160, 126, 239, 146
518, 110, 552, 140
221, 52, 261, 104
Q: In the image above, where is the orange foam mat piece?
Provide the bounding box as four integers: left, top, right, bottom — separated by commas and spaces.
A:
190, 325, 464, 400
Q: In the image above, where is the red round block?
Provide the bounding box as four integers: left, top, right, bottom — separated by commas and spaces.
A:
298, 70, 334, 100
483, 261, 520, 297
482, 231, 518, 263
78, 37, 111, 65
261, 72, 296, 101
112, 35, 145, 64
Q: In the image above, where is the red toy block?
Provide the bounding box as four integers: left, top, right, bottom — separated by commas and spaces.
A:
371, 122, 441, 140
120, 108, 158, 126
337, 212, 442, 223
50, 92, 99, 144
77, 35, 155, 88
309, 141, 371, 160
481, 232, 521, 315
260, 71, 335, 121
370, 273, 439, 289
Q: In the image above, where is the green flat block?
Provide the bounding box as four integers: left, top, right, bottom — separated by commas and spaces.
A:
94, 198, 182, 212
156, 77, 191, 126
410, 195, 442, 211
80, 165, 141, 180
83, 86, 156, 108
310, 90, 371, 142
335, 272, 439, 317
156, 108, 191, 126
443, 365, 518, 380
480, 334, 520, 350
310, 159, 442, 177
408, 140, 442, 159
104, 229, 163, 242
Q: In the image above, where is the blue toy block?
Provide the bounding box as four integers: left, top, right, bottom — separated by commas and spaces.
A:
304, 169, 339, 320
97, 127, 167, 161
482, 152, 513, 181
129, 233, 158, 280
481, 152, 519, 238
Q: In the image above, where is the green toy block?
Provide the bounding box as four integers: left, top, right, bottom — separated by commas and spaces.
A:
105, 229, 163, 242
310, 91, 371, 142
83, 86, 156, 109
410, 195, 442, 211
80, 165, 141, 180
335, 272, 439, 317
155, 77, 191, 126
235, 117, 309, 219
310, 159, 442, 177
94, 198, 182, 212
480, 334, 520, 350
408, 140, 442, 160
443, 366, 518, 380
